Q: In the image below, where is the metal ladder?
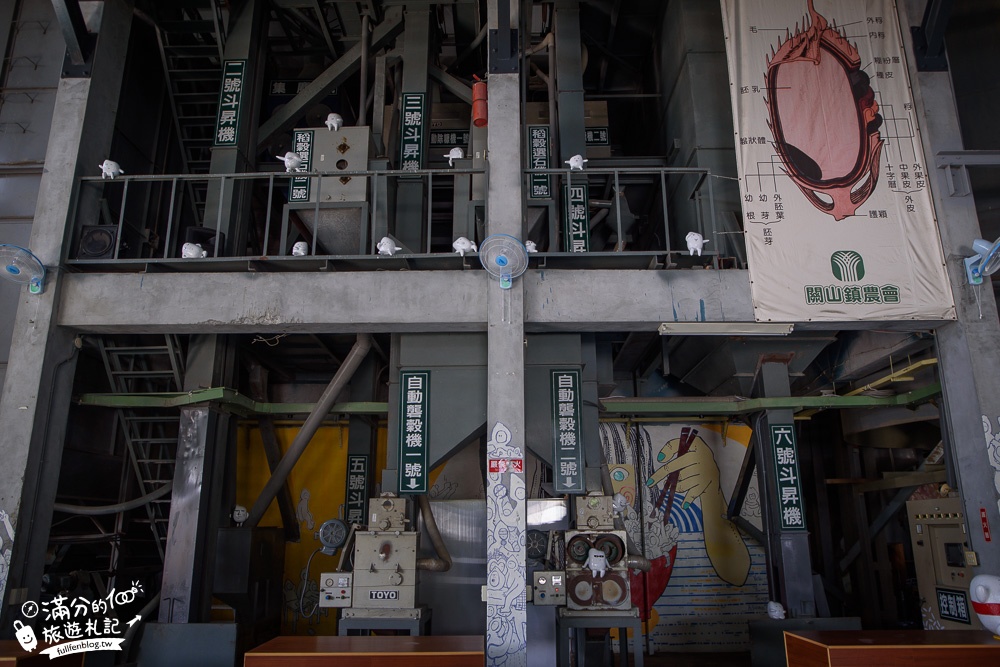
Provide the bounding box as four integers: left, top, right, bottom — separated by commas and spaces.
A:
153, 0, 227, 219
98, 336, 186, 570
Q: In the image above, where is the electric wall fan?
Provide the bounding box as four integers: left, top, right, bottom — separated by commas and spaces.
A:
478, 234, 528, 289
0, 244, 45, 294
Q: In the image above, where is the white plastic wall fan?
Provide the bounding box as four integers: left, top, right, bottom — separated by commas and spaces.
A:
478, 234, 529, 289
0, 244, 45, 294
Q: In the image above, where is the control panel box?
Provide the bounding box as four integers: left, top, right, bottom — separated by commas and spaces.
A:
576, 495, 616, 530
533, 570, 566, 606
352, 532, 418, 609
319, 572, 353, 608
297, 125, 373, 203
369, 497, 409, 531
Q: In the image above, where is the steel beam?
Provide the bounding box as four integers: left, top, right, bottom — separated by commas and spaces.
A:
0, 0, 133, 626
751, 361, 816, 618
256, 8, 405, 148
899, 0, 1000, 575
554, 0, 586, 162
50, 0, 90, 65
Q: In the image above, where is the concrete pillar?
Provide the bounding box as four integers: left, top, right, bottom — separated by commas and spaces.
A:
900, 0, 1000, 572
485, 0, 526, 663
0, 0, 134, 623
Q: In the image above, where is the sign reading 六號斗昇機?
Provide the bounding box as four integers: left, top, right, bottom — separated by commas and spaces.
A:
552, 370, 584, 493
398, 371, 429, 493
214, 60, 246, 147
770, 425, 806, 531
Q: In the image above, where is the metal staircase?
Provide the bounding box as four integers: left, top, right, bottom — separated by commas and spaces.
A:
98, 336, 186, 569
154, 0, 227, 219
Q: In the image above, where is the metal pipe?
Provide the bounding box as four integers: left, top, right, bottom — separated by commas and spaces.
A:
359, 13, 371, 125
415, 495, 452, 572
448, 23, 488, 71
53, 484, 172, 516
247, 334, 372, 526
625, 555, 652, 572
122, 593, 161, 660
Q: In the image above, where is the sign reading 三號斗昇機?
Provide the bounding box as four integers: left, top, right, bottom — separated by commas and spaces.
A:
214, 60, 246, 147
771, 424, 806, 531
345, 455, 368, 525
563, 183, 590, 252
399, 93, 426, 172
398, 371, 429, 493
528, 125, 551, 199
289, 129, 313, 202
552, 370, 584, 493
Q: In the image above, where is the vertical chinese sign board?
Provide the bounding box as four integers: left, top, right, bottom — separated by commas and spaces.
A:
345, 455, 368, 525
398, 371, 429, 494
770, 425, 806, 530
289, 129, 313, 202
399, 93, 426, 172
528, 125, 551, 199
563, 183, 590, 252
214, 60, 246, 146
552, 370, 584, 493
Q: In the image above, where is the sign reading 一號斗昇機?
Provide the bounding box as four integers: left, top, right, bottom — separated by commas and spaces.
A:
289, 129, 313, 202
398, 371, 429, 493
563, 183, 590, 252
345, 455, 368, 526
771, 424, 806, 531
528, 125, 551, 199
552, 370, 584, 493
399, 93, 426, 172
214, 61, 246, 147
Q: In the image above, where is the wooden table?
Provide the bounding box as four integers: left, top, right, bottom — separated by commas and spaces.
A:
785, 629, 1000, 666
244, 635, 484, 666
0, 641, 83, 665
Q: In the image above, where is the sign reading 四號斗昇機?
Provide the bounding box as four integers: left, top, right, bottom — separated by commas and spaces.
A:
552, 370, 584, 493
563, 183, 589, 252
398, 371, 429, 493
214, 61, 246, 147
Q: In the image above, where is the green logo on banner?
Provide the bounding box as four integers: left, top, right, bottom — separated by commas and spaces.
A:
830, 250, 865, 282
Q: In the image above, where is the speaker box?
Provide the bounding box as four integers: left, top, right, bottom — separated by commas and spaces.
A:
77, 225, 118, 259
183, 227, 226, 257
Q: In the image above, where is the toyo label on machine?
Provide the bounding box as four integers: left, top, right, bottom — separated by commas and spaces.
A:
289, 129, 313, 202
552, 370, 584, 493
214, 60, 246, 146
770, 424, 806, 531
369, 590, 400, 601
398, 371, 430, 493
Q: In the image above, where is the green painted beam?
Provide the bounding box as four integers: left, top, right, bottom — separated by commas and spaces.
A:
600, 383, 941, 416
77, 387, 388, 417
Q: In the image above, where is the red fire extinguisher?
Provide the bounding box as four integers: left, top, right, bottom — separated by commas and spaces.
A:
472, 75, 488, 128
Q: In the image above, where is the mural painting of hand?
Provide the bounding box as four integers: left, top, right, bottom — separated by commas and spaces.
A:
645, 435, 751, 587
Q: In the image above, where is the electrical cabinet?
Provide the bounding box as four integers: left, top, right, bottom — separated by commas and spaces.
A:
319, 572, 353, 608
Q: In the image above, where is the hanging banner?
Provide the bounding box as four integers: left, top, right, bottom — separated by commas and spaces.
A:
398, 371, 430, 493
720, 0, 954, 322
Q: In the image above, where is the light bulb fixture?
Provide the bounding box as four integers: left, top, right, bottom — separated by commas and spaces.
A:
658, 322, 794, 336
964, 237, 1000, 285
